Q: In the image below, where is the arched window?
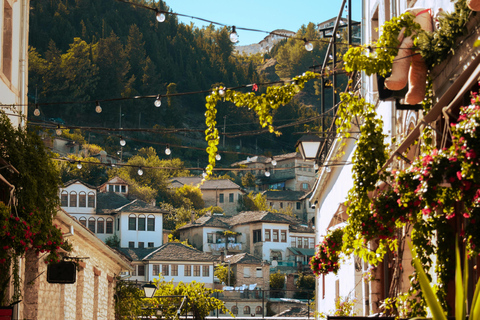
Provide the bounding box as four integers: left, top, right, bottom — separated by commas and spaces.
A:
255, 306, 263, 315
147, 215, 155, 231
88, 217, 96, 233
128, 214, 136, 230
231, 306, 238, 315
138, 214, 146, 231
106, 218, 114, 234
79, 216, 87, 227
69, 191, 77, 207
243, 306, 250, 315
60, 191, 68, 207
79, 192, 86, 207
97, 218, 104, 234
88, 192, 95, 208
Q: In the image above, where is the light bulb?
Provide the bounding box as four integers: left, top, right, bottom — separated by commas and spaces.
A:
314, 162, 319, 170
218, 88, 225, 96
120, 138, 126, 147
56, 126, 62, 136
34, 105, 40, 116
215, 154, 221, 161
138, 168, 144, 176
95, 101, 102, 113
271, 159, 277, 166
304, 40, 313, 52
77, 162, 82, 170
326, 166, 331, 173
329, 54, 333, 60
154, 95, 162, 107
265, 169, 270, 177
165, 145, 171, 155
230, 26, 239, 43
202, 171, 207, 178
156, 11, 166, 22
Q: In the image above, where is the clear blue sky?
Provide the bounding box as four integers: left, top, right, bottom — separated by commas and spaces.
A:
165, 0, 362, 45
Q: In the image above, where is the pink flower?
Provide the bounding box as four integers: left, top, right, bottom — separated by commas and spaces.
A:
422, 208, 432, 215
457, 171, 463, 180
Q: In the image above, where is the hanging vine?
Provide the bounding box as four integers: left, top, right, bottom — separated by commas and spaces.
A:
203, 71, 318, 177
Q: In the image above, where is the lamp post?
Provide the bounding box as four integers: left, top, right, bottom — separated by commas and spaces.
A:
142, 282, 157, 298
295, 135, 323, 161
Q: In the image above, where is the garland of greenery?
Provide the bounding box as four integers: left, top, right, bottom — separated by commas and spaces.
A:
203, 71, 318, 177
310, 228, 344, 276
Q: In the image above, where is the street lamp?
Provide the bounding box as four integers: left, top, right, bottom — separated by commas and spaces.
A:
295, 135, 324, 161
142, 282, 157, 298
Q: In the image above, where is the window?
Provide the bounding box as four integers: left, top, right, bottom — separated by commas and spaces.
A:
273, 230, 279, 242
243, 306, 251, 315
138, 265, 145, 277
256, 267, 262, 278
193, 265, 200, 277
128, 215, 136, 230
153, 264, 160, 276
304, 238, 309, 249
229, 193, 234, 202
61, 191, 68, 207
79, 192, 86, 207
256, 306, 263, 315
203, 265, 209, 277
232, 306, 238, 315
148, 242, 154, 248
79, 217, 87, 227
302, 183, 309, 190
219, 193, 224, 203
309, 238, 314, 249
147, 215, 155, 231
280, 202, 283, 208
265, 229, 271, 241
298, 237, 303, 248
121, 185, 126, 193
281, 230, 287, 242
108, 185, 114, 192
244, 267, 250, 278
253, 229, 262, 243
171, 265, 178, 276
129, 242, 135, 248
184, 265, 191, 276
270, 202, 273, 207
97, 218, 104, 234
138, 242, 144, 248
2, 0, 12, 81
138, 215, 146, 231
207, 233, 214, 243
115, 185, 120, 192
291, 237, 296, 247
106, 218, 113, 234
88, 217, 96, 233
88, 192, 95, 208
117, 218, 120, 231
69, 192, 77, 207
162, 264, 169, 276
296, 202, 301, 210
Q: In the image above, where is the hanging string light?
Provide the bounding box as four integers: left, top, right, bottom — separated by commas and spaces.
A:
165, 144, 171, 155
56, 125, 62, 136
33, 104, 40, 117
304, 38, 313, 52
229, 26, 239, 43
218, 87, 225, 96
95, 101, 102, 113
271, 159, 277, 166
120, 137, 126, 147
76, 161, 83, 169
155, 10, 166, 22
264, 168, 271, 177
154, 95, 162, 107
215, 154, 221, 161
138, 167, 144, 176
202, 170, 207, 178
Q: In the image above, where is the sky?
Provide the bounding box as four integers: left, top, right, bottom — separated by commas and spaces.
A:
164, 0, 362, 45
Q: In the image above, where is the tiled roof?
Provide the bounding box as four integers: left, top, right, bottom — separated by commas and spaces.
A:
116, 199, 165, 214
289, 224, 315, 233
227, 211, 301, 226
98, 176, 129, 190
96, 192, 131, 214
63, 179, 97, 189
224, 252, 263, 265
271, 152, 300, 161
116, 247, 159, 261
178, 215, 230, 230
169, 177, 242, 190
143, 242, 216, 262
263, 190, 307, 201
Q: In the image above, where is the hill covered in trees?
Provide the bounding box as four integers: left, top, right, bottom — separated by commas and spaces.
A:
28, 0, 346, 167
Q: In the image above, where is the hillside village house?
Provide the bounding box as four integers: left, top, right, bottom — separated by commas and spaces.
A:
59, 176, 165, 248
169, 177, 244, 216
263, 190, 314, 222
232, 152, 316, 192
309, 0, 480, 316
178, 211, 315, 269
118, 242, 216, 288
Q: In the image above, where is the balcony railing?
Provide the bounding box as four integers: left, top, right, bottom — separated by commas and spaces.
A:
209, 242, 243, 252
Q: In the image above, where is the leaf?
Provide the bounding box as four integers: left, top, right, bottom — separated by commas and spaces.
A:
455, 237, 466, 320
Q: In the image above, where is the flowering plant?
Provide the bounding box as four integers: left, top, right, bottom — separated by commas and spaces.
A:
310, 228, 344, 276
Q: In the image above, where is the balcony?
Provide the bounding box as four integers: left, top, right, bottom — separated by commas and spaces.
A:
209, 242, 243, 254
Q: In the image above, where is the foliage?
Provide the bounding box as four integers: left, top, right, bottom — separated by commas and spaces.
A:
203, 71, 318, 177
214, 263, 236, 286
241, 172, 256, 188
293, 273, 315, 299
310, 228, 344, 276
238, 191, 268, 211
169, 184, 205, 210
58, 154, 108, 186
105, 234, 120, 248
0, 115, 70, 305
269, 271, 286, 290
115, 278, 230, 319
334, 296, 358, 316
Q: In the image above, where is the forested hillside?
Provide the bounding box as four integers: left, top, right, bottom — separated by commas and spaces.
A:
28, 0, 345, 166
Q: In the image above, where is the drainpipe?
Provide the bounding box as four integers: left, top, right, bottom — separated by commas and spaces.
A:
19, 0, 29, 128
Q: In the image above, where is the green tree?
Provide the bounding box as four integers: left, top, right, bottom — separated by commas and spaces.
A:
293, 273, 315, 299
241, 172, 256, 188
170, 184, 205, 210
269, 271, 285, 298
214, 263, 236, 286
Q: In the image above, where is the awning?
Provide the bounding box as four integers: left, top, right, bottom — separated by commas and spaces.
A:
288, 247, 315, 256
